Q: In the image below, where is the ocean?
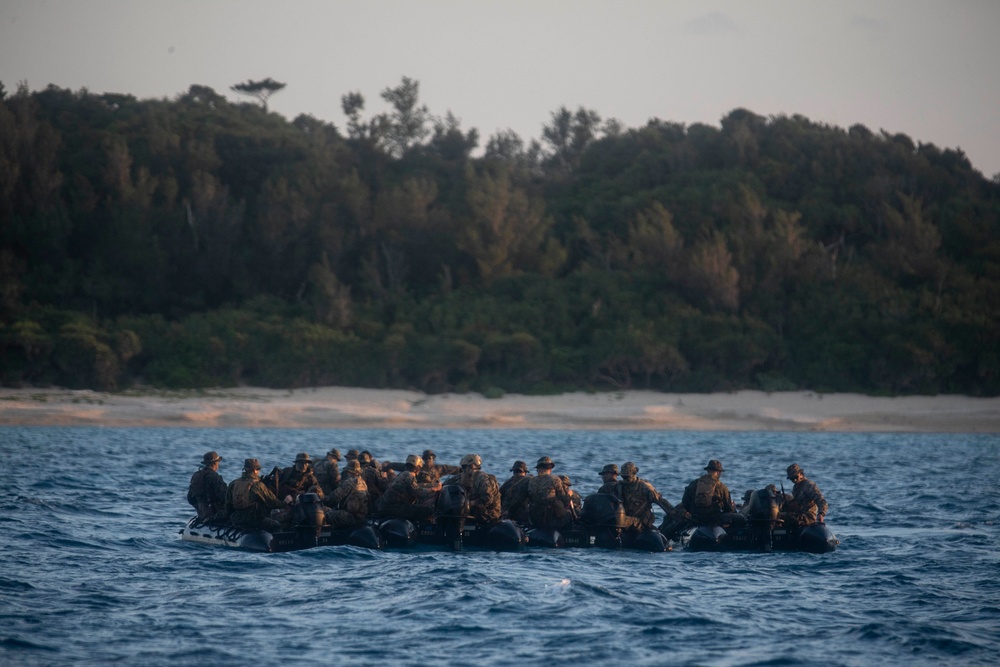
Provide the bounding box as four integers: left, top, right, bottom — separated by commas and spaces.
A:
1, 427, 998, 666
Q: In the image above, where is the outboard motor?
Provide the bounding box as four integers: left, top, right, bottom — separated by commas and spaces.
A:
436, 484, 469, 551
379, 518, 417, 548
291, 493, 326, 545
488, 520, 527, 551
347, 525, 384, 550
525, 527, 563, 548
629, 528, 671, 552
687, 525, 727, 551
798, 523, 839, 553
581, 493, 627, 528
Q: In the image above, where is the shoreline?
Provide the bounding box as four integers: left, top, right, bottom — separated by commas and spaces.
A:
1, 387, 999, 432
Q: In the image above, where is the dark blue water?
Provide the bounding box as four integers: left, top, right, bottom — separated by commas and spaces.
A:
1, 428, 998, 666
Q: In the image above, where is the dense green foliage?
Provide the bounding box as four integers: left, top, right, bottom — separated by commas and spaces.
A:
2, 80, 999, 395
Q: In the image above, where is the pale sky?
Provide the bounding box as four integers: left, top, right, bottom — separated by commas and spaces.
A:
2, 0, 999, 177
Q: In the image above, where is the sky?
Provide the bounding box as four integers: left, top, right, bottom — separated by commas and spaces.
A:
2, 0, 999, 177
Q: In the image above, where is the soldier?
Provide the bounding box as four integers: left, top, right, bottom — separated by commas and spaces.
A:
358, 451, 389, 508
679, 459, 736, 526
422, 449, 462, 483
226, 458, 287, 532
187, 451, 227, 522
314, 448, 342, 496
500, 461, 532, 523
323, 459, 369, 528
279, 452, 319, 499
780, 463, 828, 526
617, 462, 673, 531
560, 475, 583, 516
597, 464, 620, 496
507, 456, 573, 530
377, 455, 442, 523
452, 454, 502, 523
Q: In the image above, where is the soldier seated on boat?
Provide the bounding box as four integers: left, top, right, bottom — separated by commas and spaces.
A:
617, 462, 672, 531
313, 448, 342, 497
740, 484, 782, 522
780, 464, 828, 526
560, 476, 583, 516
187, 451, 227, 523
597, 464, 620, 496
376, 455, 442, 523
499, 461, 531, 519
226, 458, 287, 532
323, 459, 369, 528
357, 451, 390, 508
279, 453, 320, 500
510, 456, 573, 530
449, 454, 502, 523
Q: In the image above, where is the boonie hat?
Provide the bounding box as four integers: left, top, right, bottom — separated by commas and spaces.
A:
327, 448, 341, 460
536, 456, 555, 469
705, 459, 725, 472
346, 449, 360, 460
599, 464, 619, 476
422, 449, 436, 460
621, 462, 639, 477
510, 460, 529, 473
243, 458, 262, 471
202, 451, 222, 464
786, 463, 804, 479
295, 452, 311, 463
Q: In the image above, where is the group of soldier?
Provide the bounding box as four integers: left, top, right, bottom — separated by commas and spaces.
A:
187, 447, 828, 538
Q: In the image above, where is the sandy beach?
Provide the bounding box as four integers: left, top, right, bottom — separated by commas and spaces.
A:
1, 386, 998, 431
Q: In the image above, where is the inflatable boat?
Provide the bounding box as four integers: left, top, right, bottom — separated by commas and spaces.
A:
681, 520, 839, 553
179, 516, 383, 553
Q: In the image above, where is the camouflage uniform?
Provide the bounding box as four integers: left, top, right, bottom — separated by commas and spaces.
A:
377, 470, 438, 522
781, 464, 828, 526
526, 474, 572, 529
324, 461, 369, 528
560, 476, 583, 516
187, 456, 227, 521
680, 470, 735, 525
500, 475, 532, 523
459, 469, 502, 523
597, 463, 620, 497
313, 450, 342, 497
226, 463, 285, 531
279, 453, 319, 499
359, 457, 389, 508
618, 463, 673, 531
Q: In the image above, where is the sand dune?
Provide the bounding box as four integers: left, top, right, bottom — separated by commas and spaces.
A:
1, 387, 998, 431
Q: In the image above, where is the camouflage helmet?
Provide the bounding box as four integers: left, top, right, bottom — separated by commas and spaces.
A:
345, 449, 360, 460
405, 454, 424, 469
243, 458, 262, 471
621, 461, 639, 478
510, 460, 529, 473
559, 475, 572, 487
202, 451, 222, 465
422, 449, 436, 461
326, 448, 342, 460
343, 459, 362, 475
786, 463, 804, 479
294, 452, 312, 463
460, 454, 482, 469
599, 463, 619, 476
535, 456, 555, 469
705, 459, 725, 473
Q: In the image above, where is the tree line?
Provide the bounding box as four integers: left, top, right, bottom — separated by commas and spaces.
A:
1, 77, 998, 396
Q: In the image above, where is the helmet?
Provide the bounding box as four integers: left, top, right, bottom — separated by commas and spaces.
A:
405, 454, 424, 469
202, 451, 222, 465
344, 460, 362, 475
621, 462, 639, 478
786, 463, 803, 479
422, 449, 436, 461
460, 454, 482, 469
705, 459, 724, 473
243, 458, 262, 471
535, 456, 555, 469
559, 475, 572, 487
599, 463, 618, 476
510, 460, 529, 473
326, 448, 341, 460
295, 452, 311, 463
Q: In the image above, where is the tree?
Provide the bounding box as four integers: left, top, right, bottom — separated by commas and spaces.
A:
373, 76, 430, 157
230, 78, 286, 112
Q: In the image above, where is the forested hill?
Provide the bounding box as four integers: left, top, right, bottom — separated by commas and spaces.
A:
2, 80, 999, 396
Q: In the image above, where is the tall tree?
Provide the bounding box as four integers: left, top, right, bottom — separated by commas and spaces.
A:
230, 78, 286, 112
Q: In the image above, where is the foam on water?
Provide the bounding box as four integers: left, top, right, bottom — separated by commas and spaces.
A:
1, 427, 998, 666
